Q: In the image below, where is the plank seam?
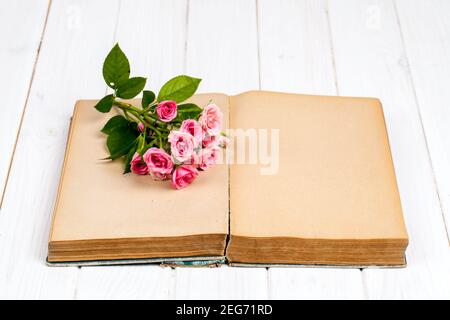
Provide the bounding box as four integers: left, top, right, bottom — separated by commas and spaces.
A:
73, 268, 80, 300
360, 269, 369, 299
393, 0, 450, 243
109, 0, 122, 92
170, 267, 177, 299
325, 0, 340, 95
255, 0, 262, 90
255, 0, 269, 293
266, 267, 271, 299
183, 0, 190, 74
0, 0, 53, 209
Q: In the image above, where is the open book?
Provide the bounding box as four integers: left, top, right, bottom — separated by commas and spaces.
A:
48, 91, 408, 267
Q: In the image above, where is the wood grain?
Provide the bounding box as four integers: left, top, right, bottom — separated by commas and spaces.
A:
76, 266, 175, 299
0, 0, 49, 203
396, 0, 450, 241
175, 267, 268, 299
0, 0, 449, 299
0, 0, 120, 299
258, 0, 336, 95
269, 268, 365, 300
186, 0, 259, 94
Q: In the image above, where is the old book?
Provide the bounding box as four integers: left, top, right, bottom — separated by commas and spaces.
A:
48, 91, 408, 267
48, 94, 229, 264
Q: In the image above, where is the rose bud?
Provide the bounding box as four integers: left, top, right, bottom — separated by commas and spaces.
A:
156, 100, 177, 122
171, 165, 199, 190
130, 153, 149, 175
143, 147, 174, 181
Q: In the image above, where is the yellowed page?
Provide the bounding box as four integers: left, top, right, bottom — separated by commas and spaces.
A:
229, 91, 408, 241
50, 94, 229, 242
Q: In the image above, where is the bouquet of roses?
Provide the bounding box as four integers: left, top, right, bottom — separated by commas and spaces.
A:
94, 44, 228, 189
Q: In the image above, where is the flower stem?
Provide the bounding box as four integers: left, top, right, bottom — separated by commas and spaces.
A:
113, 99, 167, 150
113, 100, 160, 122
139, 103, 156, 114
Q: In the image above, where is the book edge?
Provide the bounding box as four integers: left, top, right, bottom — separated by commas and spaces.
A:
48, 100, 81, 244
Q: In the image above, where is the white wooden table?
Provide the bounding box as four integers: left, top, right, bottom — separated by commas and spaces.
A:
0, 0, 449, 300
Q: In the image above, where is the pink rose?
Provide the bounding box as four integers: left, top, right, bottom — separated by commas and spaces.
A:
198, 146, 220, 170
202, 132, 218, 148
130, 153, 148, 175
168, 130, 196, 163
180, 119, 202, 147
143, 147, 174, 180
199, 104, 223, 136
218, 135, 230, 148
156, 100, 177, 122
137, 122, 145, 132
183, 151, 201, 167
171, 165, 199, 189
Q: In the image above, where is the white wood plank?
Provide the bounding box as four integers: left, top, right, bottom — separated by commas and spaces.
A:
175, 266, 268, 299
113, 0, 189, 92
258, 0, 337, 95
0, 0, 120, 299
177, 0, 267, 299
74, 0, 188, 299
269, 268, 365, 300
328, 0, 450, 299
396, 0, 450, 240
3, 0, 447, 300
0, 0, 49, 202
76, 266, 175, 299
258, 0, 366, 299
186, 0, 260, 94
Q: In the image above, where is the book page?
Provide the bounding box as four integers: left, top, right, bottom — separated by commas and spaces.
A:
229, 91, 408, 240
50, 94, 229, 242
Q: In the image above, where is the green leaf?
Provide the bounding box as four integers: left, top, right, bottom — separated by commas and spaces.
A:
116, 77, 147, 99
106, 126, 139, 160
102, 44, 130, 89
101, 115, 130, 135
94, 94, 114, 113
173, 103, 203, 122
157, 75, 201, 103
123, 145, 136, 174
142, 90, 156, 108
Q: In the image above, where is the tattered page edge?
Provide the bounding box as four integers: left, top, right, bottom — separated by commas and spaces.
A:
46, 255, 226, 267
228, 256, 407, 269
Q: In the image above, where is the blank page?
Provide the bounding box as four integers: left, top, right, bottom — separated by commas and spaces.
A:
229, 91, 408, 240
50, 94, 229, 242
